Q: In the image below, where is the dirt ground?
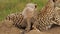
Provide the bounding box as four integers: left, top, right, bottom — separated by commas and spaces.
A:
0, 27, 60, 34
0, 20, 22, 34
27, 26, 60, 34
0, 25, 60, 34
0, 20, 60, 34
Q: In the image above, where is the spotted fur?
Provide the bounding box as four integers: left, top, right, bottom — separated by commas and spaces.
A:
5, 0, 60, 33
6, 13, 26, 29
33, 0, 60, 31
6, 3, 37, 34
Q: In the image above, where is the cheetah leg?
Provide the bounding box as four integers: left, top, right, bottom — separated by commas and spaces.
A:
25, 18, 31, 33
53, 14, 60, 25
20, 19, 31, 34
32, 21, 38, 30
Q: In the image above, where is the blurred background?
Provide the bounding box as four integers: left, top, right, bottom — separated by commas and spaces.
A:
0, 0, 47, 21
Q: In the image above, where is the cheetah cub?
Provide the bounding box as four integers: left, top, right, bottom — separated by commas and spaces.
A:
22, 3, 37, 33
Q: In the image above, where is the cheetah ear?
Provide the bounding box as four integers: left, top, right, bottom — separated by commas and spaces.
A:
53, 0, 57, 2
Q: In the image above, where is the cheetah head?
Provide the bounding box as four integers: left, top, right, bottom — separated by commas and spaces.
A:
52, 0, 60, 14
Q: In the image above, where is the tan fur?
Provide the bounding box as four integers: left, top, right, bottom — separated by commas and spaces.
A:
5, 0, 60, 33
22, 3, 37, 33
33, 0, 60, 31
54, 0, 60, 15
6, 13, 26, 29
5, 3, 37, 34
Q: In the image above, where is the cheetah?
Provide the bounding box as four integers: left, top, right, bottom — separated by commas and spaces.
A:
54, 0, 60, 15
6, 13, 25, 29
6, 3, 37, 34
33, 0, 60, 31
5, 0, 60, 32
5, 0, 60, 33
22, 3, 37, 33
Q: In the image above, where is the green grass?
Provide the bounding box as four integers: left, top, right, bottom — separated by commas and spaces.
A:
0, 0, 47, 21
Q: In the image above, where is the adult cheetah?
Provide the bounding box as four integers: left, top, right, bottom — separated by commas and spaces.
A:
34, 0, 60, 31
